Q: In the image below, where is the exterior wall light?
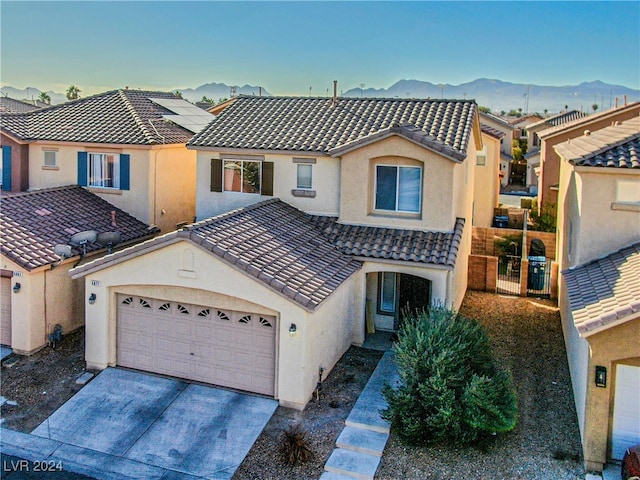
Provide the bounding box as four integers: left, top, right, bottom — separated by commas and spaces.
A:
289, 323, 297, 337
89, 293, 97, 305
595, 366, 607, 388
12, 282, 21, 293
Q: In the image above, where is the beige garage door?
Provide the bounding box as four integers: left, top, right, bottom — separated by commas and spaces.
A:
1, 276, 11, 346
117, 295, 276, 396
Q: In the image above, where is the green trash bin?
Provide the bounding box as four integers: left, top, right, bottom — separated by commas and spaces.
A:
527, 256, 546, 290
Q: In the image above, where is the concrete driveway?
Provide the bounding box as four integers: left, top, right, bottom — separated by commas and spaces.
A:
30, 368, 278, 479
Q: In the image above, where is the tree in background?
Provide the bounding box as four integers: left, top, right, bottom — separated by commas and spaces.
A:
592, 103, 599, 113
478, 106, 491, 114
65, 85, 81, 100
174, 90, 183, 98
201, 95, 215, 104
529, 200, 557, 232
382, 306, 518, 446
39, 91, 51, 104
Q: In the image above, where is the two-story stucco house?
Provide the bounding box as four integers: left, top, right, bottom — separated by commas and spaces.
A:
537, 102, 640, 212
0, 89, 205, 233
555, 117, 640, 473
70, 94, 484, 409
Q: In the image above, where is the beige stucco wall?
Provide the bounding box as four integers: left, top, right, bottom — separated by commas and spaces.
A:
195, 151, 340, 219
148, 144, 197, 232
582, 316, 640, 471
27, 142, 195, 234
76, 239, 360, 409
474, 133, 501, 227
557, 161, 640, 273
539, 105, 640, 209
0, 256, 84, 354
338, 136, 465, 231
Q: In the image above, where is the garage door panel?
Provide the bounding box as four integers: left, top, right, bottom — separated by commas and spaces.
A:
612, 364, 640, 460
117, 295, 276, 396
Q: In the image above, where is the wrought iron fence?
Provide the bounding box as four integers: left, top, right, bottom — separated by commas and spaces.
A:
497, 255, 521, 296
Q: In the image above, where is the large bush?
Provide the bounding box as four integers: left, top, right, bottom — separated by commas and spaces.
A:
382, 306, 517, 445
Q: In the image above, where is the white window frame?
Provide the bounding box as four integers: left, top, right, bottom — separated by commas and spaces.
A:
43, 150, 58, 167
88, 153, 120, 189
296, 163, 313, 190
374, 164, 422, 214
223, 159, 262, 194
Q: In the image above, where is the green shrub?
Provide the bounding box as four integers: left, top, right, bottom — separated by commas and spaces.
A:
530, 200, 557, 232
382, 306, 517, 446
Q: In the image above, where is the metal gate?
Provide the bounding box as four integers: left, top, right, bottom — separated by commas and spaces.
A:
497, 255, 521, 296
526, 257, 551, 299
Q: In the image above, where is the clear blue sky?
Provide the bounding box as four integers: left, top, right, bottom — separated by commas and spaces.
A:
2, 1, 639, 96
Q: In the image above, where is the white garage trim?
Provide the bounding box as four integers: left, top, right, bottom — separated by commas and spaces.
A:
1, 276, 11, 346
611, 364, 640, 460
116, 294, 277, 396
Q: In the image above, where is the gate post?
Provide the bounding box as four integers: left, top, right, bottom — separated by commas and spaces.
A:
519, 258, 529, 297
486, 256, 498, 293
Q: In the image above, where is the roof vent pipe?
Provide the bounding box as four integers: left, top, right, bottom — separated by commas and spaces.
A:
333, 80, 338, 106
624, 95, 627, 106
584, 130, 591, 136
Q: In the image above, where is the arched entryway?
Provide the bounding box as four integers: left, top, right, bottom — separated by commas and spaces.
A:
366, 272, 432, 332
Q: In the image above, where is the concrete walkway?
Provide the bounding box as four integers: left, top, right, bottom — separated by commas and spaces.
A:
0, 346, 12, 362
321, 351, 399, 480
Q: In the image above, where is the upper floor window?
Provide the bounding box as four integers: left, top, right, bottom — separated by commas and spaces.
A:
43, 150, 58, 167
297, 164, 313, 189
224, 160, 261, 193
77, 151, 130, 190
374, 165, 421, 213
89, 153, 120, 188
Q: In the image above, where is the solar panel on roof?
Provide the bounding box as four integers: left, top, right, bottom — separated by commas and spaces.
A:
148, 97, 215, 134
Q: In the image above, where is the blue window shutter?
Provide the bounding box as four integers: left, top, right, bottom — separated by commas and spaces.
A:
2, 146, 11, 191
77, 152, 88, 186
119, 154, 130, 190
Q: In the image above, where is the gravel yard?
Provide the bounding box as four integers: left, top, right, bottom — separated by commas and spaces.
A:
375, 291, 584, 480
0, 291, 584, 479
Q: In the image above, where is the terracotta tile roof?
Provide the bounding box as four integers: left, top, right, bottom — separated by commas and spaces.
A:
1, 186, 159, 271
538, 102, 640, 139
479, 112, 514, 129
527, 110, 588, 131
480, 123, 506, 139
0, 97, 44, 113
554, 116, 640, 168
188, 96, 477, 161
309, 216, 465, 267
71, 199, 466, 310
72, 199, 363, 311
563, 242, 640, 336
0, 90, 195, 145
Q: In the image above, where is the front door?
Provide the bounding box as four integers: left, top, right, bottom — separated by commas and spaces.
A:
396, 274, 431, 329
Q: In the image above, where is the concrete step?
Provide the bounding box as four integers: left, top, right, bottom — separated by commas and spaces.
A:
320, 471, 359, 480
336, 426, 389, 457
324, 448, 381, 480
345, 404, 390, 433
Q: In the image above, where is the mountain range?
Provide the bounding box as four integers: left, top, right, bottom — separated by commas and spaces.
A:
2, 79, 638, 114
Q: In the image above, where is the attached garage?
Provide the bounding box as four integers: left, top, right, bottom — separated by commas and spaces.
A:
1, 275, 11, 346
117, 294, 276, 396
611, 364, 640, 460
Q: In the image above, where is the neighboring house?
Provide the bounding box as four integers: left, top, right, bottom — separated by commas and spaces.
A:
0, 89, 208, 233
71, 94, 483, 409
555, 117, 640, 473
480, 111, 529, 188
0, 185, 158, 354
536, 101, 640, 210
524, 110, 588, 191
475, 124, 504, 226
0, 97, 46, 114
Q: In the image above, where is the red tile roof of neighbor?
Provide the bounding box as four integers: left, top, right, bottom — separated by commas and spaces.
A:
0, 97, 45, 114
71, 199, 466, 311
1, 186, 159, 271
188, 96, 478, 162
554, 116, 640, 168
0, 90, 195, 145
480, 123, 506, 139
563, 242, 640, 336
